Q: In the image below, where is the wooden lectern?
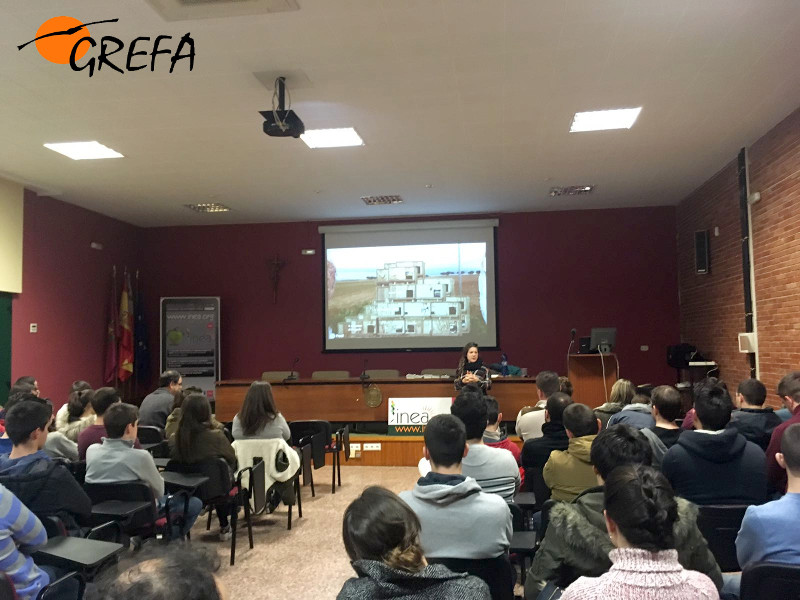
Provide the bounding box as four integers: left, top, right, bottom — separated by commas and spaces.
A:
567, 354, 618, 408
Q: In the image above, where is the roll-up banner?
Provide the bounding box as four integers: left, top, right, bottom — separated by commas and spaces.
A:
160, 297, 220, 400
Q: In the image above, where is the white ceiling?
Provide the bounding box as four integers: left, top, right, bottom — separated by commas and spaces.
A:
1, 0, 799, 227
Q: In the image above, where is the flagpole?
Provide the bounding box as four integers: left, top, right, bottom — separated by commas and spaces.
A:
134, 269, 140, 402
113, 266, 119, 389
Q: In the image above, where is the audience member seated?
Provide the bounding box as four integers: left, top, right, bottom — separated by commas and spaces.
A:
521, 392, 572, 471
558, 376, 573, 397
681, 377, 729, 431
543, 403, 599, 502
559, 465, 719, 600
449, 386, 519, 501
516, 371, 560, 441
139, 370, 183, 430
169, 394, 236, 540
662, 381, 766, 505
528, 425, 721, 598
766, 371, 800, 494
606, 394, 655, 430
338, 485, 491, 600
13, 376, 39, 396
399, 414, 512, 560
721, 423, 800, 598
232, 381, 291, 441
640, 385, 683, 467
58, 388, 96, 442
85, 545, 226, 600
78, 387, 141, 460
481, 396, 521, 465
86, 403, 202, 538
54, 380, 91, 431
0, 482, 54, 600
594, 379, 636, 429
0, 400, 91, 534
166, 387, 223, 438
0, 390, 37, 454
729, 378, 781, 451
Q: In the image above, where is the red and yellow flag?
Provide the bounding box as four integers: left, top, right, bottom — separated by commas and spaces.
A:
118, 270, 134, 381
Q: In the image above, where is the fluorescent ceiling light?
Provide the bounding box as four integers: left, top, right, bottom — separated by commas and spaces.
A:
301, 128, 363, 149
569, 107, 642, 132
44, 141, 124, 160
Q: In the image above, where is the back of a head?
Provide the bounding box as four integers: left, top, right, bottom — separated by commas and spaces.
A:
424, 414, 466, 468
451, 386, 488, 440
342, 486, 424, 573
67, 388, 94, 421
738, 378, 767, 406
536, 371, 560, 397
777, 371, 800, 404
104, 403, 138, 438
562, 403, 598, 437
85, 546, 222, 600
610, 379, 636, 405
14, 376, 36, 388
651, 385, 682, 422
545, 392, 573, 424
4, 391, 39, 413
780, 423, 800, 474
70, 380, 92, 394
484, 396, 500, 425
159, 370, 181, 388
6, 401, 52, 445
241, 381, 278, 435
8, 382, 35, 398
175, 394, 212, 459
604, 464, 677, 552
694, 382, 734, 430
92, 387, 121, 416
631, 394, 651, 406
558, 376, 573, 397
591, 424, 653, 480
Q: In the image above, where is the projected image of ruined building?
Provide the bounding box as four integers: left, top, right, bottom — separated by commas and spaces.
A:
335, 261, 471, 337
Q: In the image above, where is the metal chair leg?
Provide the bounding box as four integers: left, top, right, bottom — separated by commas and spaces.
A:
230, 503, 238, 566
331, 452, 336, 494
295, 476, 302, 518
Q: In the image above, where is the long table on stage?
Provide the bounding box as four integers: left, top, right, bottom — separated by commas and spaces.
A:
215, 377, 540, 423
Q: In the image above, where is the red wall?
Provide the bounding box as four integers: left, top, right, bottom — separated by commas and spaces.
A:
10, 191, 141, 405
139, 207, 680, 389
11, 198, 680, 407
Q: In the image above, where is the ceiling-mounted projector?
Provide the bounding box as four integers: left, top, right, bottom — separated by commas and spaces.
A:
259, 76, 305, 138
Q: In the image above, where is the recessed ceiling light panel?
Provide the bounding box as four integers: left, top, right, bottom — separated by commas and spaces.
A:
301, 128, 363, 149
184, 203, 231, 213
44, 141, 124, 160
361, 195, 403, 206
569, 108, 642, 132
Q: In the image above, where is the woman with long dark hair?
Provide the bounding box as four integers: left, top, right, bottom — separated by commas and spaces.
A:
338, 486, 490, 599
454, 342, 490, 393
59, 388, 96, 442
560, 464, 718, 600
169, 393, 236, 541
54, 380, 92, 430
232, 381, 290, 441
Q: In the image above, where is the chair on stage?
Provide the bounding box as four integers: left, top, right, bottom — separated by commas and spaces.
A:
261, 371, 300, 382
311, 370, 350, 379
364, 369, 401, 378
421, 368, 458, 377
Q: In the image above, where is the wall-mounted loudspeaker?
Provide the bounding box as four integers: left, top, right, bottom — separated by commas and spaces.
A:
695, 230, 710, 274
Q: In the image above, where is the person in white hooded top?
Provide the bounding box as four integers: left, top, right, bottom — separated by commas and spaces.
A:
399, 414, 512, 560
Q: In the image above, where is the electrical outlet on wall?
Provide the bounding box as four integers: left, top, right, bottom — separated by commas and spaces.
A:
363, 443, 381, 451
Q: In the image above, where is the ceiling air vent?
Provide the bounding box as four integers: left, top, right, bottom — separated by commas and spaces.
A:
549, 185, 595, 197
362, 195, 404, 206
146, 0, 299, 21
185, 203, 231, 213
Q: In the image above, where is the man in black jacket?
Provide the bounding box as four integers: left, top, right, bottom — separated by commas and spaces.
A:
0, 399, 91, 534
521, 392, 572, 470
729, 378, 782, 450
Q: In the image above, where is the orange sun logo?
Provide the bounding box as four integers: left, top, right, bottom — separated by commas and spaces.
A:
34, 16, 91, 64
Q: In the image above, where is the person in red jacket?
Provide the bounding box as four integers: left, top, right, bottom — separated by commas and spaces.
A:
766, 371, 800, 494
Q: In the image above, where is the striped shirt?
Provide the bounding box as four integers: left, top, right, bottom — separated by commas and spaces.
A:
462, 443, 520, 502
0, 483, 48, 599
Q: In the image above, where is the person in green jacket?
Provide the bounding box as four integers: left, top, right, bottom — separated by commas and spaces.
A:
542, 404, 599, 501
526, 424, 722, 599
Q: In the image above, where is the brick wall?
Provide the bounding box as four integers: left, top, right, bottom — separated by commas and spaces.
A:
677, 105, 800, 402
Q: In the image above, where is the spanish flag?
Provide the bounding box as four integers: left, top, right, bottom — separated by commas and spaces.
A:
118, 270, 134, 382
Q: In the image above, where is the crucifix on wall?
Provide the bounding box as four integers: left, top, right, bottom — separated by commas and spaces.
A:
269, 254, 288, 304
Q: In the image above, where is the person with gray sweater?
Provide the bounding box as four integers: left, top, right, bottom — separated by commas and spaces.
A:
399, 414, 512, 560
231, 381, 291, 441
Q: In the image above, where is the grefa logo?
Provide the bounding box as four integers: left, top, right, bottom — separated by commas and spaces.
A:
18, 16, 195, 77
